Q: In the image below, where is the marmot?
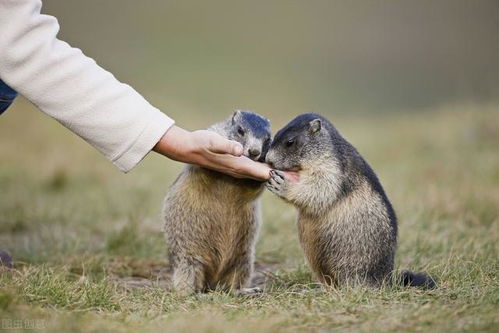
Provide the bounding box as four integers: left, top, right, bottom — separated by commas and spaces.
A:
163, 110, 271, 295
265, 113, 435, 288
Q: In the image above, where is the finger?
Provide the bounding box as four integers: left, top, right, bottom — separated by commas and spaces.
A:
207, 133, 243, 156
208, 155, 271, 180
232, 157, 272, 180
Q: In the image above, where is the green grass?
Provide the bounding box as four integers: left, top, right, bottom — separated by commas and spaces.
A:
0, 101, 498, 332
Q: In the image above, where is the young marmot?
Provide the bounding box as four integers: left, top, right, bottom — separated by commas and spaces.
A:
163, 110, 271, 295
265, 113, 435, 288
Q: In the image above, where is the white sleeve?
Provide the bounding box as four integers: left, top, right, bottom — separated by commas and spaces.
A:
0, 0, 175, 172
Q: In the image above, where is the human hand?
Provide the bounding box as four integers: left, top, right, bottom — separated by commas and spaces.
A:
153, 125, 271, 180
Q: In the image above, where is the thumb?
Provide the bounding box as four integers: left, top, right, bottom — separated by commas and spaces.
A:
207, 133, 243, 156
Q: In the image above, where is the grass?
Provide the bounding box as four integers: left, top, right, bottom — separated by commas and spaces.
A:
0, 100, 498, 332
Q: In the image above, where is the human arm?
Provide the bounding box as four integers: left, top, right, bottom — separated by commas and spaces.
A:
0, 0, 173, 172
0, 0, 270, 179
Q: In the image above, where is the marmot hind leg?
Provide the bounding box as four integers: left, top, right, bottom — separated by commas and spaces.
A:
219, 261, 251, 290
218, 256, 262, 295
172, 258, 205, 296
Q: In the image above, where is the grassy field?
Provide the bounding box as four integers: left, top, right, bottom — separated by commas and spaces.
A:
0, 101, 498, 332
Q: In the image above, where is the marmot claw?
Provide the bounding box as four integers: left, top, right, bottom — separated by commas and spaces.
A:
266, 169, 288, 196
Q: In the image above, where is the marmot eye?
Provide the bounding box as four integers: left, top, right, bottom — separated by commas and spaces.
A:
237, 127, 245, 136
286, 139, 295, 147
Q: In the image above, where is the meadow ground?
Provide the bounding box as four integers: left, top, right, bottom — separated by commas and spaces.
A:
0, 101, 498, 332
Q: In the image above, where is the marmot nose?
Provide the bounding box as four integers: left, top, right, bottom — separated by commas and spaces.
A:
248, 148, 261, 158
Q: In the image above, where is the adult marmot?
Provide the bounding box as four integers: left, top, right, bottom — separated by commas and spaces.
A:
266, 113, 435, 288
163, 110, 271, 295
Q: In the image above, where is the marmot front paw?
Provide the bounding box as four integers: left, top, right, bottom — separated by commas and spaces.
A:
266, 170, 288, 197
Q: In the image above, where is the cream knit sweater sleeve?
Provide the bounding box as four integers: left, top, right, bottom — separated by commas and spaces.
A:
0, 0, 175, 172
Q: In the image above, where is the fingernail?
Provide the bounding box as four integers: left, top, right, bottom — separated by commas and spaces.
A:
233, 143, 243, 156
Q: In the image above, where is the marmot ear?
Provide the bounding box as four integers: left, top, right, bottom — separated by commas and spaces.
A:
232, 110, 242, 124
309, 119, 322, 133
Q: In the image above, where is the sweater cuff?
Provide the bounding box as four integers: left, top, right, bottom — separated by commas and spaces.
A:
112, 110, 174, 173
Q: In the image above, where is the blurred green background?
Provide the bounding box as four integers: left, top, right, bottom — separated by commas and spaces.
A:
44, 0, 499, 123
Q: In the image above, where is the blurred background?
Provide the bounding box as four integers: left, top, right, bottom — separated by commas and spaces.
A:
42, 0, 499, 124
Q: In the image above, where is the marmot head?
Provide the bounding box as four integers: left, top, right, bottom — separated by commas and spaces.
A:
227, 110, 271, 162
266, 113, 334, 171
